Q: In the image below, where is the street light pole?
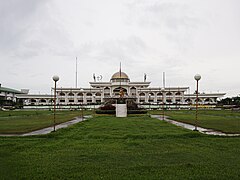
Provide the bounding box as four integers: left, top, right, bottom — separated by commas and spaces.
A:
194, 74, 201, 131
80, 89, 84, 119
162, 88, 165, 120
93, 94, 96, 115
52, 75, 59, 132
148, 94, 151, 111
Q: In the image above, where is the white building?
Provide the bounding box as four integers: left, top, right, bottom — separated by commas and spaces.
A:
16, 71, 225, 107
0, 84, 26, 106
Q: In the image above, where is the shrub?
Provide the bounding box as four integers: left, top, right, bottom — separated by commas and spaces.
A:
128, 110, 147, 114
100, 104, 116, 110
96, 110, 116, 114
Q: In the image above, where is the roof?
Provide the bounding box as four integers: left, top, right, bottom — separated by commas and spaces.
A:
0, 86, 23, 94
111, 71, 129, 80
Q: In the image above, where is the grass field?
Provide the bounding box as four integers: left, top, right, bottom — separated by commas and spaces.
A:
0, 109, 240, 134
0, 115, 239, 179
0, 110, 91, 134
150, 110, 240, 134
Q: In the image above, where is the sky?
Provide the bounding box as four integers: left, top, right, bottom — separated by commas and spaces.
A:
0, 0, 240, 97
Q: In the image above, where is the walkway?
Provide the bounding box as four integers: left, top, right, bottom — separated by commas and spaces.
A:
0, 116, 91, 137
151, 115, 240, 137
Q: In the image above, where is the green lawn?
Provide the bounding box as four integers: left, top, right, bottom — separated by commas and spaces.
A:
150, 110, 240, 134
0, 115, 240, 179
0, 110, 91, 134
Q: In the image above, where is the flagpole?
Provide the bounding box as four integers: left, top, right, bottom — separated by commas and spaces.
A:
75, 57, 78, 88
120, 62, 122, 89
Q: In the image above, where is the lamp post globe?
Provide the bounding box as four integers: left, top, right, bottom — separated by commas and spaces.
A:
52, 75, 59, 82
194, 74, 201, 81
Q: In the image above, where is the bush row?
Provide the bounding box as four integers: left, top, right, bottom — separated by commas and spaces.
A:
95, 110, 147, 114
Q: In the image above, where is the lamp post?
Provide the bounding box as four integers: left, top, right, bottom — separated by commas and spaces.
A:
162, 88, 165, 120
93, 94, 96, 115
194, 74, 201, 131
80, 89, 84, 119
52, 75, 59, 132
148, 94, 151, 111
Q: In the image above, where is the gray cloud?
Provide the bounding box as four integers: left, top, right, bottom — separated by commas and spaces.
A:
0, 0, 74, 59
0, 0, 46, 52
0, 0, 239, 97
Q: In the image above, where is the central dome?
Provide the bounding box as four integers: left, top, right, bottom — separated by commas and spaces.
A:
111, 71, 129, 80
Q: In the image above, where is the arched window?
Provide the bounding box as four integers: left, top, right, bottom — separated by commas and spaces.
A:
40, 99, 46, 103
30, 99, 36, 103
166, 92, 172, 96
60, 92, 65, 96
157, 92, 163, 96
195, 98, 201, 102
149, 92, 154, 96
68, 92, 74, 96
139, 92, 145, 96
205, 98, 210, 102
176, 92, 181, 96
77, 92, 83, 96
86, 93, 92, 96
96, 92, 101, 96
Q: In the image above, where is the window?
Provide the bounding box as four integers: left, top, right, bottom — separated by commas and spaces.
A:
30, 99, 36, 103
40, 99, 46, 103
157, 92, 163, 96
86, 93, 92, 96
96, 92, 101, 96
60, 92, 65, 96
176, 92, 181, 96
166, 92, 172, 96
68, 92, 74, 96
149, 92, 154, 96
166, 99, 172, 103
77, 92, 83, 96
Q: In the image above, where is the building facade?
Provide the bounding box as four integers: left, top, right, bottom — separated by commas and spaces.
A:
0, 84, 26, 107
16, 71, 225, 107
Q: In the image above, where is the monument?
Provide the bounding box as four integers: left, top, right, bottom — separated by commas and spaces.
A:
116, 88, 127, 117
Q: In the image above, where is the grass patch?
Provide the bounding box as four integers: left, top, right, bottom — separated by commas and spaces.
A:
150, 109, 240, 134
0, 115, 240, 179
0, 110, 91, 134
